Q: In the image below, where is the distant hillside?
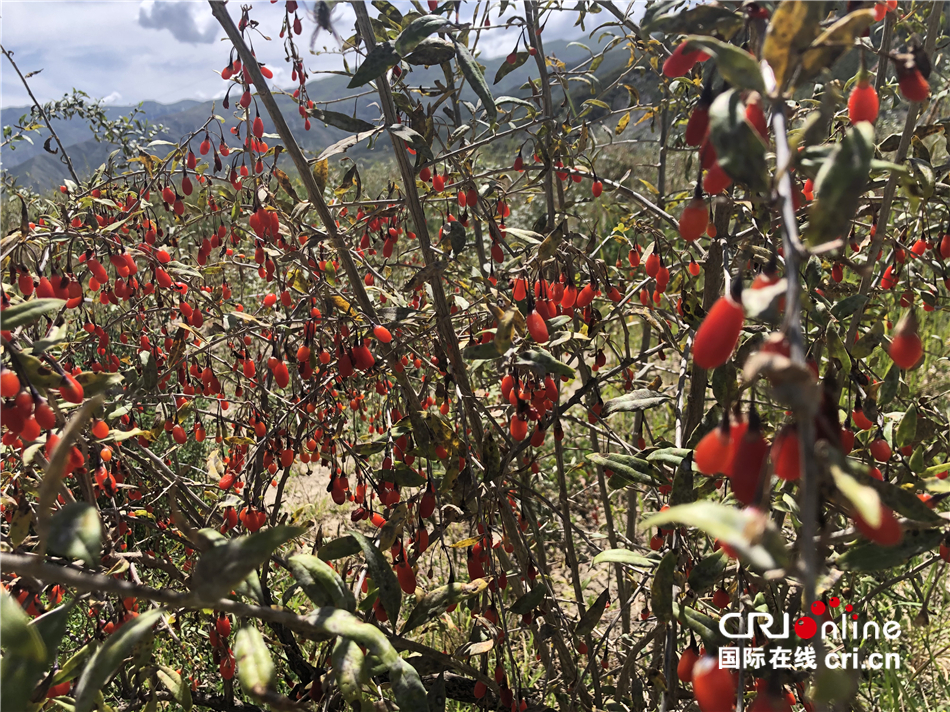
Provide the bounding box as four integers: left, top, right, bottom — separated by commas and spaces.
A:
2, 36, 643, 191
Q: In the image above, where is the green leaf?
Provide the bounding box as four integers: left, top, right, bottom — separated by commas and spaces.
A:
309, 108, 375, 133
641, 502, 787, 571
515, 348, 575, 378
1, 603, 72, 712
687, 551, 728, 593
331, 638, 367, 709
74, 609, 162, 712
394, 14, 449, 56
48, 502, 102, 566
896, 404, 917, 448
685, 36, 764, 93
288, 554, 357, 612
591, 549, 656, 568
443, 220, 466, 254
651, 551, 677, 622
852, 321, 884, 359
32, 323, 69, 355
826, 324, 851, 372
808, 122, 874, 246
708, 89, 769, 192
669, 452, 696, 507
156, 665, 193, 712
348, 40, 400, 88
405, 37, 456, 65
306, 608, 427, 712
319, 535, 361, 561
830, 464, 881, 529
0, 589, 46, 662
463, 342, 504, 360
509, 584, 547, 616
234, 626, 274, 699
602, 389, 670, 416
589, 453, 659, 488
191, 526, 304, 601
830, 294, 867, 320
879, 361, 900, 407
0, 299, 65, 329
494, 51, 529, 84
453, 40, 496, 123
762, 1, 824, 91
574, 589, 609, 637
742, 279, 787, 321
388, 124, 433, 161
387, 462, 427, 487
402, 579, 488, 633
351, 531, 401, 624
837, 529, 942, 571
673, 602, 725, 650
643, 1, 742, 36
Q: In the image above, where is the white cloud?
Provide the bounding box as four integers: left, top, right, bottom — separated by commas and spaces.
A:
138, 0, 218, 45
101, 91, 122, 105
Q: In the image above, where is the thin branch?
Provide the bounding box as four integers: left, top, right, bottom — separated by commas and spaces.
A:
1, 45, 80, 184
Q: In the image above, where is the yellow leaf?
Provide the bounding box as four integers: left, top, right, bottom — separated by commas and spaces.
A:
313, 159, 329, 192
615, 112, 630, 135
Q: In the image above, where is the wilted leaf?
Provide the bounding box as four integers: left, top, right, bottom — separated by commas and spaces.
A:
402, 579, 488, 633
799, 9, 876, 82
494, 51, 529, 84
762, 1, 823, 91
332, 638, 367, 709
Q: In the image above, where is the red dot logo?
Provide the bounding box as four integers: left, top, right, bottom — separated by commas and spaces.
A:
829, 596, 840, 608
795, 616, 817, 639
811, 601, 826, 616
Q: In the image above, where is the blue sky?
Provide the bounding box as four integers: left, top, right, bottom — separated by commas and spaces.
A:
1, 1, 604, 110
